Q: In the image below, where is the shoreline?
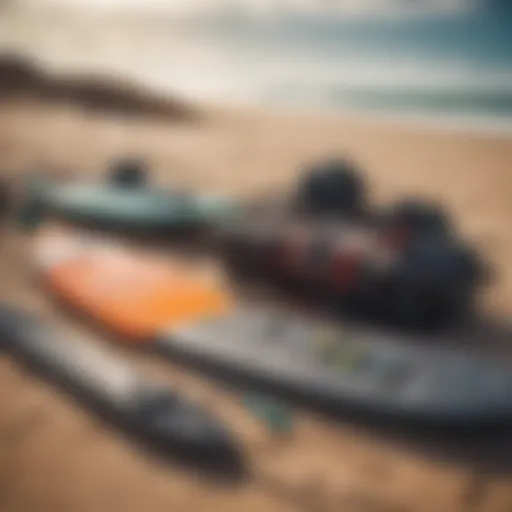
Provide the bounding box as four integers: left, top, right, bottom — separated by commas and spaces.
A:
294, 106, 512, 140
200, 99, 512, 141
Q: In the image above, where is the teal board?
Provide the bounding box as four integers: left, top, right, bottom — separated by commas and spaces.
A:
26, 179, 236, 232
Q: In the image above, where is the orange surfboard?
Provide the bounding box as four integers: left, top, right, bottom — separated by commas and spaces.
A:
33, 226, 232, 342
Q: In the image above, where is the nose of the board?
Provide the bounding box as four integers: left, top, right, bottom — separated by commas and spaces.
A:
31, 226, 102, 271
162, 404, 242, 466
132, 388, 246, 477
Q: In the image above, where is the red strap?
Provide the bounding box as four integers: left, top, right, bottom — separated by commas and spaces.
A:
330, 251, 360, 293
273, 237, 305, 273
382, 226, 410, 251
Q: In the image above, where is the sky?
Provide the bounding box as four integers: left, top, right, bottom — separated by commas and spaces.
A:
15, 0, 476, 16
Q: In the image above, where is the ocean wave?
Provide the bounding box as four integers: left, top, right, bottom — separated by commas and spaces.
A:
244, 56, 512, 94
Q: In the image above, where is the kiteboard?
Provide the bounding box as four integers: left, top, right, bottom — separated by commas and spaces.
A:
162, 307, 512, 428
32, 226, 512, 429
33, 225, 232, 341
0, 304, 243, 472
18, 173, 236, 234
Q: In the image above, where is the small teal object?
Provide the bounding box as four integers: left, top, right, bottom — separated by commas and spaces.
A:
17, 198, 46, 232
16, 173, 52, 232
243, 394, 294, 434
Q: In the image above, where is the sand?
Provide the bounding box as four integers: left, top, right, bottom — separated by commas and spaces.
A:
1, 97, 512, 512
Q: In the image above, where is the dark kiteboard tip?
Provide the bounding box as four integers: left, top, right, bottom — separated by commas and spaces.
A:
107, 158, 148, 189
0, 303, 247, 480
130, 387, 248, 481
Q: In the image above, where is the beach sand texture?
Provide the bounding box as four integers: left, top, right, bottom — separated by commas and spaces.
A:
1, 94, 512, 512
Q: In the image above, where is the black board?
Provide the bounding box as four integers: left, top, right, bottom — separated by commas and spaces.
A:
158, 306, 512, 430
0, 305, 244, 476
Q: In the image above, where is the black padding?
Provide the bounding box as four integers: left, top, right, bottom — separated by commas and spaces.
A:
296, 158, 365, 216
385, 199, 450, 238
108, 158, 148, 188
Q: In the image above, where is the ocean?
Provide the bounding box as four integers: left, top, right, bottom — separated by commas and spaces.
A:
1, 4, 511, 134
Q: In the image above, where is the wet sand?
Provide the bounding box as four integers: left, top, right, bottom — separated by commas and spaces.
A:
1, 98, 512, 512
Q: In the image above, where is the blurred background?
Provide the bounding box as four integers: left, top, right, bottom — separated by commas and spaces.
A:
0, 0, 511, 132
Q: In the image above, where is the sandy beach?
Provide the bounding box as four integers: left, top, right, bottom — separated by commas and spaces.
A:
1, 89, 512, 512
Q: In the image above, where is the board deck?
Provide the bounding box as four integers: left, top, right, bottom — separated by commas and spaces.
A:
25, 177, 236, 233
33, 226, 232, 341
163, 307, 512, 427
50, 183, 233, 232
